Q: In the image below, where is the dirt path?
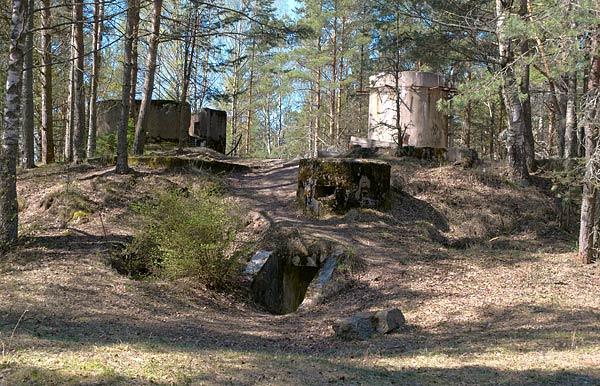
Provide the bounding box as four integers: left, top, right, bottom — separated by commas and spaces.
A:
228, 159, 303, 226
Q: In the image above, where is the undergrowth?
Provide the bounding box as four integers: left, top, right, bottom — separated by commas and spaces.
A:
112, 187, 243, 289
95, 118, 136, 157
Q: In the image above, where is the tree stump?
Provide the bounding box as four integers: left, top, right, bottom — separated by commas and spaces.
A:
297, 158, 391, 216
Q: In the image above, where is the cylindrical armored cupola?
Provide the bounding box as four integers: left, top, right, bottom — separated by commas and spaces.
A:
368, 71, 448, 149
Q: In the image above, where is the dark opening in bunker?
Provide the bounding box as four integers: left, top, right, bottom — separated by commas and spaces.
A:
250, 252, 321, 315
315, 185, 336, 198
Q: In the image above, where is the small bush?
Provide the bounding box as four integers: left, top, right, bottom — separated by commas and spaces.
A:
95, 118, 136, 157
124, 188, 243, 289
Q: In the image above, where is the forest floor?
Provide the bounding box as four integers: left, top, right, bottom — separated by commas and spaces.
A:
1, 148, 599, 386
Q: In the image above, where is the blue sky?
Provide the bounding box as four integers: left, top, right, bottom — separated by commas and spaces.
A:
275, 0, 298, 17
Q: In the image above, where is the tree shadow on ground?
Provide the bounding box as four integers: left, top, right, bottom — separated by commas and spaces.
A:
3, 361, 599, 386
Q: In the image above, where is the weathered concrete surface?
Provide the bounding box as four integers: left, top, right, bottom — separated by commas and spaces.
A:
332, 308, 406, 340
446, 147, 479, 167
250, 237, 333, 315
189, 108, 227, 153
299, 250, 345, 309
97, 100, 191, 143
396, 145, 446, 161
250, 251, 319, 314
368, 71, 449, 149
297, 158, 391, 216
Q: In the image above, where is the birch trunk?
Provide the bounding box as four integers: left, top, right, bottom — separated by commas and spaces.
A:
21, 0, 35, 168
496, 0, 529, 182
64, 25, 74, 162
1, 0, 26, 246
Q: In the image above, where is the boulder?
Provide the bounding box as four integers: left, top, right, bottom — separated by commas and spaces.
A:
332, 308, 406, 340
374, 308, 406, 333
332, 312, 377, 340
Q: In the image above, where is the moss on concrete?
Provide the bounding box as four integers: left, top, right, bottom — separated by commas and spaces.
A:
297, 158, 391, 216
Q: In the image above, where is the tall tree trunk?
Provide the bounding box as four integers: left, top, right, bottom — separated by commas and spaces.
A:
177, 11, 196, 151
520, 0, 535, 170
335, 15, 345, 148
245, 40, 255, 155
1, 0, 26, 246
133, 0, 163, 155
526, 0, 563, 157
557, 88, 567, 157
578, 25, 600, 264
314, 41, 322, 156
328, 3, 338, 147
21, 0, 35, 168
116, 0, 137, 174
497, 93, 504, 160
40, 0, 54, 164
64, 25, 75, 162
129, 0, 140, 120
464, 63, 472, 148
278, 92, 283, 148
520, 52, 535, 170
488, 101, 495, 160
448, 67, 455, 147
496, 0, 529, 182
565, 72, 578, 157
72, 0, 86, 163
87, 0, 104, 157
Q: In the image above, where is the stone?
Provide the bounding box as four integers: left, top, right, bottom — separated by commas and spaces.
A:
244, 250, 273, 276
332, 312, 377, 340
374, 308, 406, 333
297, 158, 391, 216
332, 308, 406, 340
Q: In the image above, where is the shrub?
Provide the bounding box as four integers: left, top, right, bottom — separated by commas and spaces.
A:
124, 188, 243, 289
95, 118, 136, 157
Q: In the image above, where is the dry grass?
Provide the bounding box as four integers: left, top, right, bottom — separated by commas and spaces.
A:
1, 155, 599, 385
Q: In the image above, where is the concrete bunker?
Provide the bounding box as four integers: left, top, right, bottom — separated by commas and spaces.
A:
297, 158, 391, 216
367, 71, 450, 149
97, 100, 191, 143
189, 108, 227, 154
247, 238, 341, 315
249, 251, 320, 314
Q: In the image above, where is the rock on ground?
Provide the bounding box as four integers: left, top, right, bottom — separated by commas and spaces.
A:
332, 308, 406, 340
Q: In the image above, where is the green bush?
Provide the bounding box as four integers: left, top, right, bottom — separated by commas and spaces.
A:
124, 188, 243, 289
95, 118, 136, 157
